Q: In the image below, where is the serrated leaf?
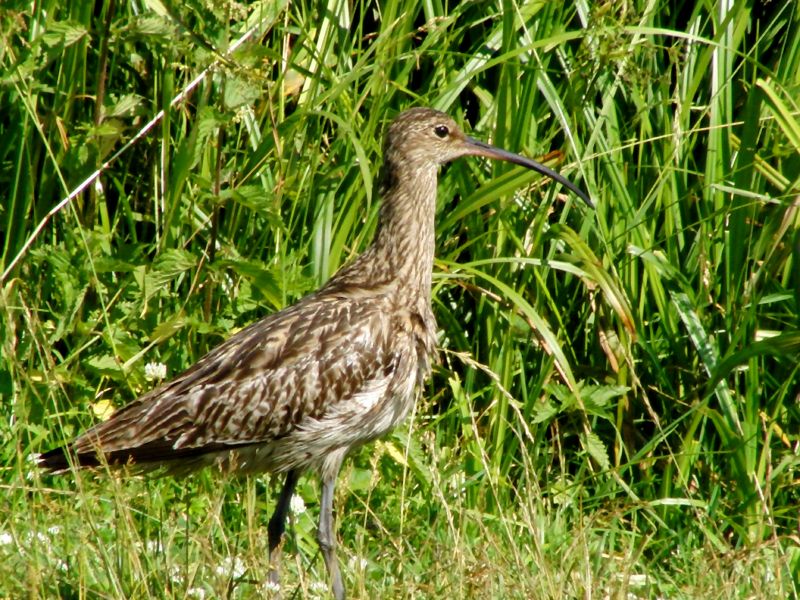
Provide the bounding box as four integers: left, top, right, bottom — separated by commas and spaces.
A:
531, 397, 560, 423
224, 75, 262, 110
222, 185, 280, 220
144, 248, 197, 292
41, 21, 88, 48
582, 430, 610, 470
85, 354, 122, 377
190, 107, 225, 167
142, 0, 169, 17
131, 14, 174, 36
107, 94, 142, 118
196, 106, 224, 140
91, 120, 124, 138
546, 382, 578, 412
150, 314, 188, 343
581, 384, 630, 410
217, 258, 282, 310
93, 256, 138, 273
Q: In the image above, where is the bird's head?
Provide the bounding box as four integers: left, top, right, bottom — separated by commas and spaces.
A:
382, 107, 592, 208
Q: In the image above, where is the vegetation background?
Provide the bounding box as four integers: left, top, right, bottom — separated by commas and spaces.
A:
1, 0, 798, 597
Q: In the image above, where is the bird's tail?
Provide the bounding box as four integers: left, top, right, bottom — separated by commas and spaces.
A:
37, 436, 237, 476
37, 445, 103, 472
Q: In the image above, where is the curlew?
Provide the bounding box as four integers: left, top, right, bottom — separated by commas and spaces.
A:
39, 107, 592, 599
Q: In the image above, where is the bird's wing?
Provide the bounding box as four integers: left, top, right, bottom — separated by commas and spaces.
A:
61, 291, 417, 467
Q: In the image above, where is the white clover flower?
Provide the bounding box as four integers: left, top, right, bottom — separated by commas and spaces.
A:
215, 555, 246, 579
0, 532, 12, 545
47, 526, 62, 536
187, 587, 206, 599
144, 361, 167, 382
289, 494, 306, 516
169, 565, 184, 584
262, 581, 281, 594
347, 555, 368, 571
27, 531, 49, 544
309, 581, 328, 595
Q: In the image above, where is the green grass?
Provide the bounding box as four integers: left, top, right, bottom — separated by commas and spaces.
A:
2, 0, 799, 597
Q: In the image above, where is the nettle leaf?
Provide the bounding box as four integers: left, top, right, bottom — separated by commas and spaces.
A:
40, 21, 88, 49
106, 93, 143, 118
196, 106, 225, 140
113, 13, 180, 60
532, 397, 560, 424
35, 245, 85, 320
581, 384, 630, 416
85, 354, 122, 378
138, 0, 169, 21
143, 248, 197, 298
216, 258, 282, 311
50, 287, 88, 344
150, 313, 187, 343
220, 185, 282, 225
128, 14, 174, 37
223, 75, 262, 110
546, 382, 579, 412
91, 119, 125, 138
105, 325, 144, 364
190, 106, 225, 167
581, 430, 610, 471
234, 278, 259, 313
93, 256, 138, 274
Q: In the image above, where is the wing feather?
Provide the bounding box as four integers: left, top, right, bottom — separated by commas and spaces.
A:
42, 291, 406, 471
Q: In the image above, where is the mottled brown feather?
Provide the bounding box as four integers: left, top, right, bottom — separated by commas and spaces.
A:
41, 276, 435, 474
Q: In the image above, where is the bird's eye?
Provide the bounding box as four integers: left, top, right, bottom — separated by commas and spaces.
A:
433, 125, 449, 138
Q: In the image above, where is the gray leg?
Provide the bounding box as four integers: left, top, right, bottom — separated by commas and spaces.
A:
318, 475, 345, 600
268, 469, 300, 586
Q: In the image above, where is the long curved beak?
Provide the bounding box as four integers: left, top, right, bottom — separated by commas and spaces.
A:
465, 137, 593, 208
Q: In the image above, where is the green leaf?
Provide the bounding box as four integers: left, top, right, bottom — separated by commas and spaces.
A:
40, 21, 88, 48
582, 430, 610, 471
143, 249, 197, 297
757, 78, 800, 154
223, 75, 262, 110
671, 291, 742, 435
581, 384, 630, 415
85, 354, 122, 378
706, 331, 800, 394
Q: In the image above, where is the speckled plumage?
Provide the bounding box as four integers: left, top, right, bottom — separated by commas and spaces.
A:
40, 107, 591, 600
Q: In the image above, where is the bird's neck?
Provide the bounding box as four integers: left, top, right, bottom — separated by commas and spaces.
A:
371, 161, 438, 300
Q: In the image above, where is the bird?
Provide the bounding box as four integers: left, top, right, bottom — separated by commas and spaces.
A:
39, 107, 592, 599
